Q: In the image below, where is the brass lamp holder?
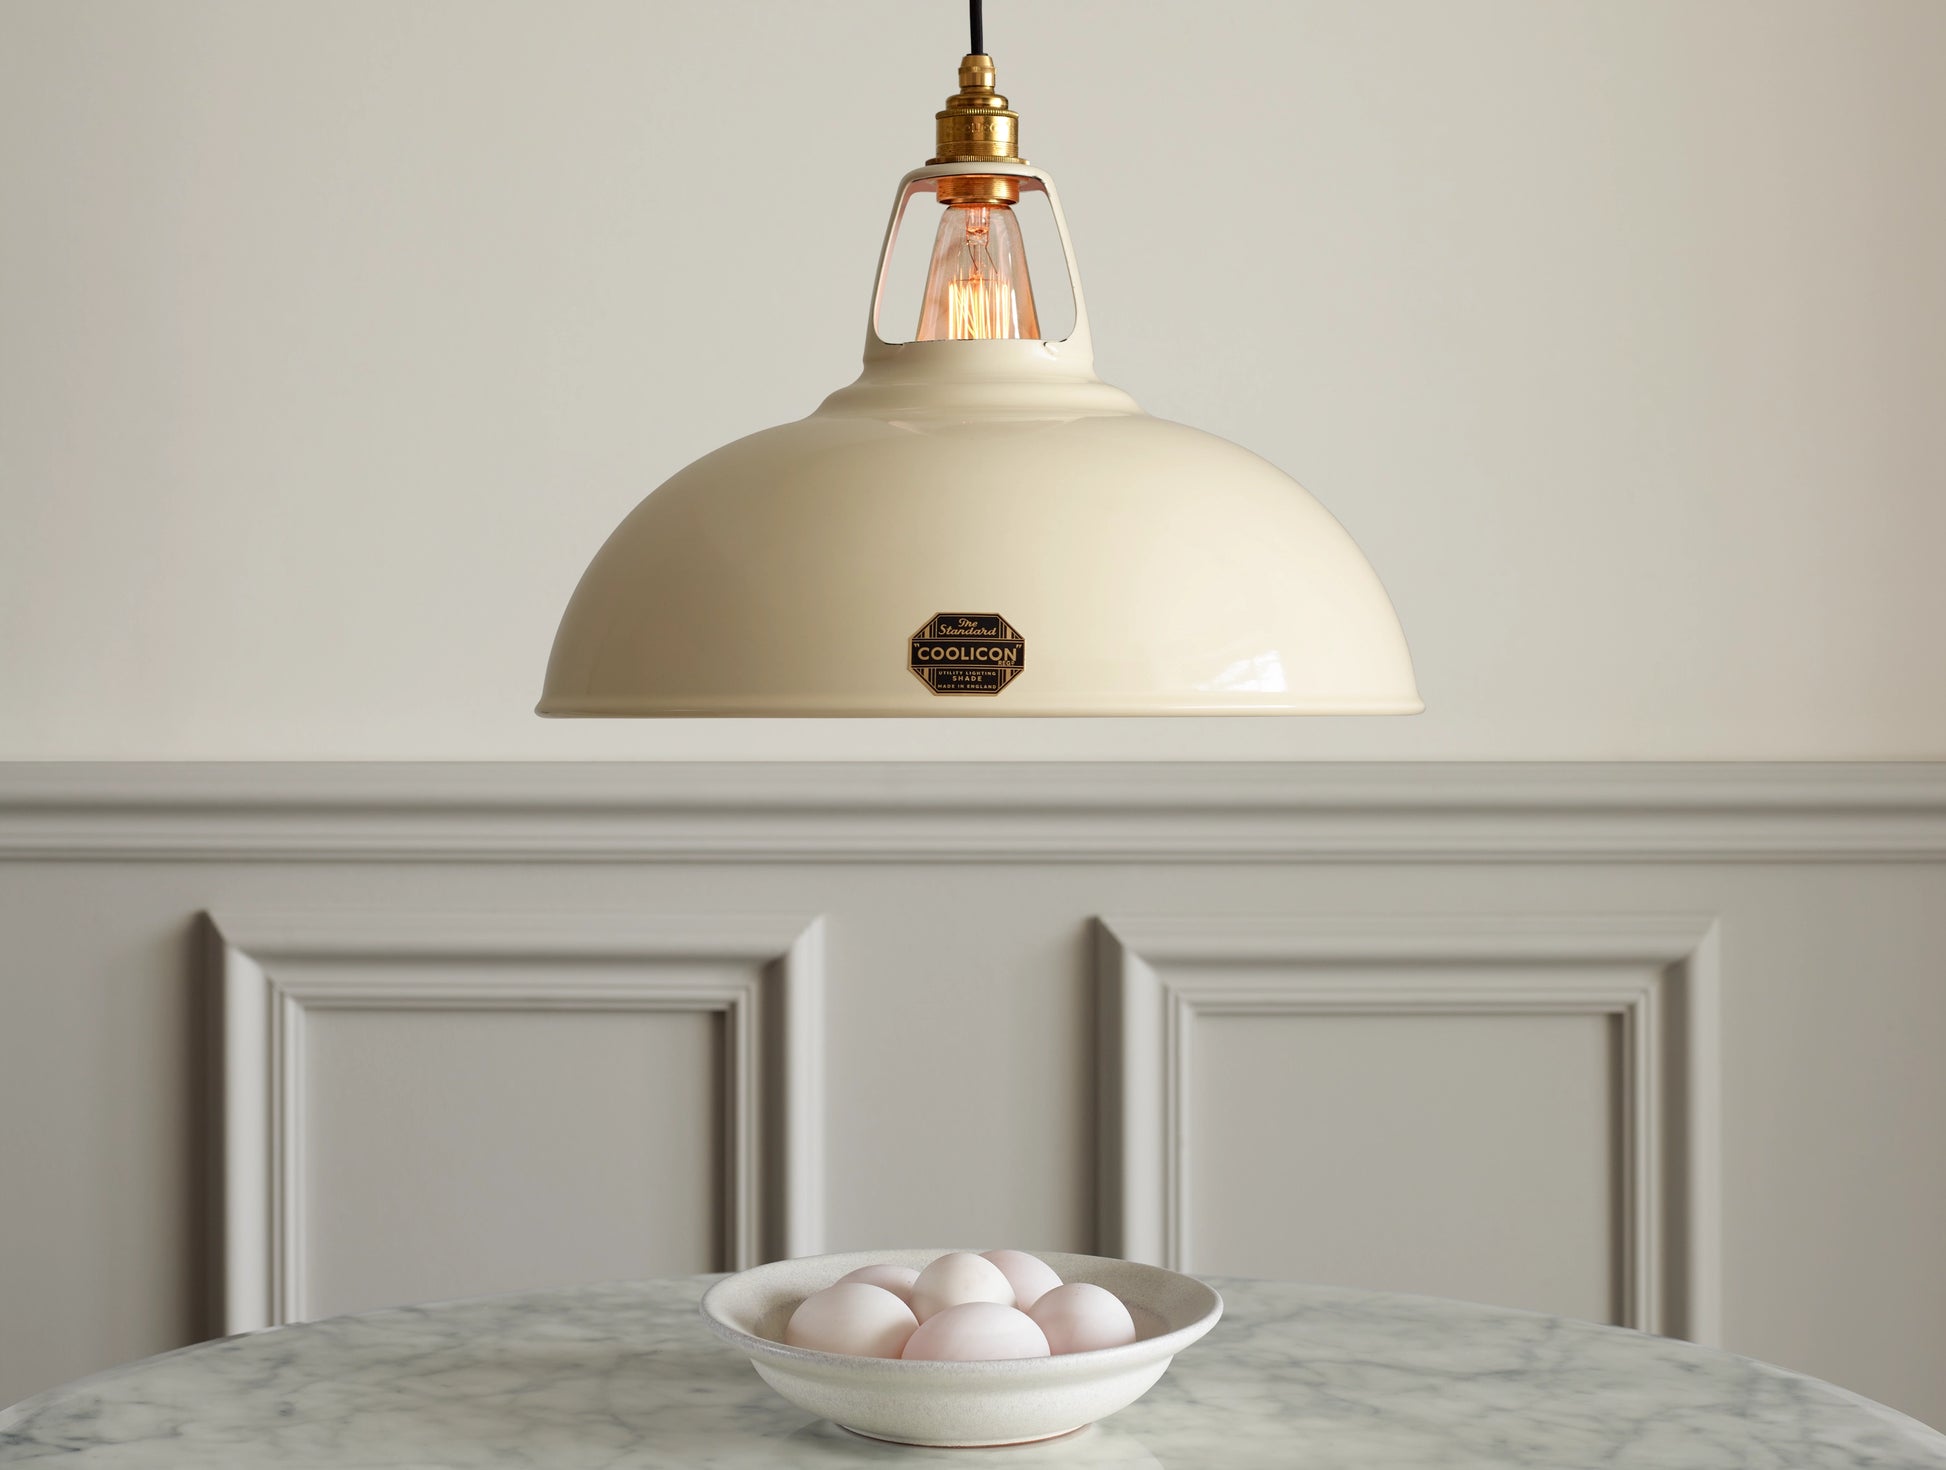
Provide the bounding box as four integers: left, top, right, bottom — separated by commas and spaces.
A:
930, 53, 1022, 206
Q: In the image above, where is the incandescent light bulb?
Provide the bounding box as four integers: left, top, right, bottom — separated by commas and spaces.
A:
916, 197, 1039, 341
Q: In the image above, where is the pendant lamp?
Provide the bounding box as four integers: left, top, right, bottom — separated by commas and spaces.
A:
537, 3, 1420, 718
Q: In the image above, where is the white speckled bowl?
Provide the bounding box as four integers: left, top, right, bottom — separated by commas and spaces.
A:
699, 1249, 1222, 1448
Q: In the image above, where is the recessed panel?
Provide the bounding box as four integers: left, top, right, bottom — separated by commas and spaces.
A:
1189, 1008, 1618, 1322
304, 1005, 722, 1319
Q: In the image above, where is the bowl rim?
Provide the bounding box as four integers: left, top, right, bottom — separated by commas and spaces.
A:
698, 1248, 1223, 1379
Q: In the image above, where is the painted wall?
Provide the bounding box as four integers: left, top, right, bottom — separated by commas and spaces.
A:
4, 764, 1946, 1427
3, 0, 1943, 760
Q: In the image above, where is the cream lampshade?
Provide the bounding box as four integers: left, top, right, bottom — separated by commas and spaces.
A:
538, 26, 1419, 719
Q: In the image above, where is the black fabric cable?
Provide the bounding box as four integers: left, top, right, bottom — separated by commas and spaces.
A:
970, 0, 984, 56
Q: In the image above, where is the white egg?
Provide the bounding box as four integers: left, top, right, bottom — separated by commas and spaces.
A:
980, 1249, 1062, 1311
1028, 1282, 1138, 1355
909, 1251, 1015, 1322
835, 1263, 920, 1305
901, 1302, 1051, 1362
783, 1282, 918, 1359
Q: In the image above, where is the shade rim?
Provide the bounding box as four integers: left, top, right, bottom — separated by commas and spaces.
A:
536, 695, 1426, 719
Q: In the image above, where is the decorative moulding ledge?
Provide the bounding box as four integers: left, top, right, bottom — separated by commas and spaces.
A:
0, 763, 1944, 863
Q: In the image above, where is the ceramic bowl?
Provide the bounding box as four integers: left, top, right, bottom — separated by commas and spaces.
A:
699, 1248, 1222, 1448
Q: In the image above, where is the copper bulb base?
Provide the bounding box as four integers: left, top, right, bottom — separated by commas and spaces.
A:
934, 174, 1021, 206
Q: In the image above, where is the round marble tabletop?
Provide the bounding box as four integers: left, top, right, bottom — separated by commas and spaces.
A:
2, 1276, 1942, 1468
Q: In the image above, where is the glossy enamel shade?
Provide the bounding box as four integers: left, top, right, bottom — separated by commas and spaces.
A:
537, 165, 1420, 717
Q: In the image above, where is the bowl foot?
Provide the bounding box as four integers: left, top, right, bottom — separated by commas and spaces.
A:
838, 1421, 1091, 1449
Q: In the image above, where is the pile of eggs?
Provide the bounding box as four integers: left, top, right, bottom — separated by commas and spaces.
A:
782, 1250, 1139, 1362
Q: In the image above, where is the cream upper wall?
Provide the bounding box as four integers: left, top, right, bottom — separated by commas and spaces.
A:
1, 0, 1940, 761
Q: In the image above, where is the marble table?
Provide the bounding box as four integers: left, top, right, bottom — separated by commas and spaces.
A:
3, 1276, 1942, 1467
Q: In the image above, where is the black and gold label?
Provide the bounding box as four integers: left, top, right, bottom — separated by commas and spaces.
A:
908, 613, 1026, 696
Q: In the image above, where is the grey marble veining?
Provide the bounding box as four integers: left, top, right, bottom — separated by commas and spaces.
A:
2, 1277, 1941, 1467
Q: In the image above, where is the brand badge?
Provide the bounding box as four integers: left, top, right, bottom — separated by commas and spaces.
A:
908, 613, 1026, 696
